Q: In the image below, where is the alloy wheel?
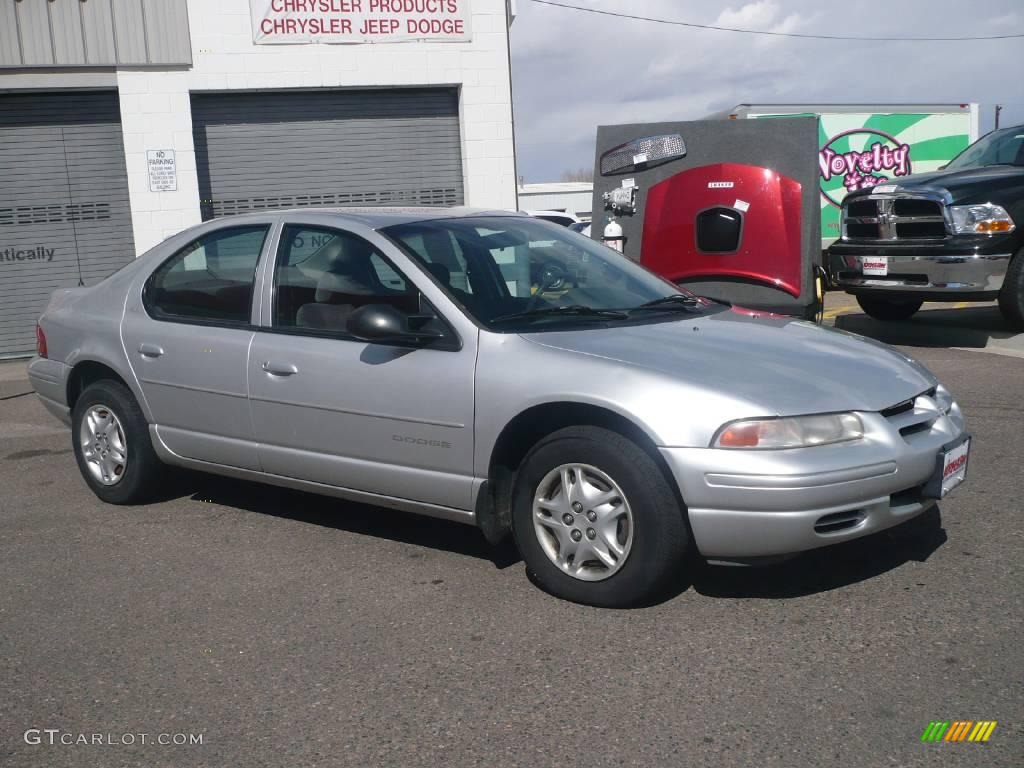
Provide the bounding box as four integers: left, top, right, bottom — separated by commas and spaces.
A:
79, 404, 128, 486
532, 463, 634, 581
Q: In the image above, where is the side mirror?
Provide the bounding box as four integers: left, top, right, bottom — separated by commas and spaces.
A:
346, 304, 442, 344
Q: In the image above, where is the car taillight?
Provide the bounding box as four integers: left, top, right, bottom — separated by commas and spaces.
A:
36, 323, 48, 359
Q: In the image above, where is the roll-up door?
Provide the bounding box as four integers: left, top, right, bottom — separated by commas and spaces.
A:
0, 91, 135, 358
191, 88, 464, 220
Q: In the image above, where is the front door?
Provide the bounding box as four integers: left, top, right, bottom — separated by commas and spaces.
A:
248, 223, 477, 511
122, 223, 273, 470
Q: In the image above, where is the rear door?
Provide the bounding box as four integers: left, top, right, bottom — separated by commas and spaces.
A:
248, 220, 478, 512
121, 220, 275, 470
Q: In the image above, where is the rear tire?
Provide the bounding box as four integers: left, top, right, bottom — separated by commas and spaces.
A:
71, 379, 163, 504
511, 426, 689, 607
997, 249, 1024, 330
856, 295, 923, 322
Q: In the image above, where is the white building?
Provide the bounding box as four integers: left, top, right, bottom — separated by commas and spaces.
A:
0, 0, 517, 357
518, 182, 593, 221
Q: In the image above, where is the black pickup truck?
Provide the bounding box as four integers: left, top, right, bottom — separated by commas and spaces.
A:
828, 124, 1024, 328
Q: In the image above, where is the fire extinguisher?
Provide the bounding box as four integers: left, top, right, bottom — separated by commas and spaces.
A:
603, 218, 624, 253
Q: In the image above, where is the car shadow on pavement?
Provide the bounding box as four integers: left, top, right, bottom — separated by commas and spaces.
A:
834, 305, 1016, 350
163, 472, 946, 602
690, 506, 947, 599
179, 471, 522, 570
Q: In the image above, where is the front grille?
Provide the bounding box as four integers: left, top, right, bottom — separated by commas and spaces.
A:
880, 398, 915, 418
896, 221, 947, 239
881, 388, 939, 442
893, 198, 940, 217
841, 196, 947, 241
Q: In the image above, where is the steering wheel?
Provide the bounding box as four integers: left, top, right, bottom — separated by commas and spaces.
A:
526, 261, 568, 312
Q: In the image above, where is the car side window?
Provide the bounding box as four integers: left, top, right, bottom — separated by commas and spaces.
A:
274, 225, 419, 333
144, 225, 269, 325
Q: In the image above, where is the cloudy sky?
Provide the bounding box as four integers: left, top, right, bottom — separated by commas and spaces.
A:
509, 0, 1024, 181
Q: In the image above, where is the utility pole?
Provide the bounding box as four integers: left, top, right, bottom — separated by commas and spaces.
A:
994, 104, 1002, 130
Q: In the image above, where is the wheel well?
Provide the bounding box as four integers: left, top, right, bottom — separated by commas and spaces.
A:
478, 402, 670, 543
67, 361, 130, 410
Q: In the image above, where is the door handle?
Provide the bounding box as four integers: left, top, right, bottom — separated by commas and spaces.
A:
138, 343, 164, 358
262, 360, 299, 376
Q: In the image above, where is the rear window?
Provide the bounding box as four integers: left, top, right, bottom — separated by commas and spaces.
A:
144, 225, 268, 325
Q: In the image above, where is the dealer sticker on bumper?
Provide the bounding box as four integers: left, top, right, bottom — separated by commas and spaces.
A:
924, 436, 970, 499
861, 256, 889, 276
940, 438, 970, 497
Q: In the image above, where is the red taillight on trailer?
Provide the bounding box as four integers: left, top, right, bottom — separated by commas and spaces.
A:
36, 323, 48, 359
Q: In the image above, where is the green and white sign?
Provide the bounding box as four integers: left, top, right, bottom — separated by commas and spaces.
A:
752, 112, 972, 245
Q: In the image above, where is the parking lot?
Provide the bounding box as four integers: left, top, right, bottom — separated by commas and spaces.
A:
1, 299, 1022, 767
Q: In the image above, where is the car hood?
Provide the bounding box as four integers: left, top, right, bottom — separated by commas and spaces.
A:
845, 164, 1024, 204
520, 311, 936, 416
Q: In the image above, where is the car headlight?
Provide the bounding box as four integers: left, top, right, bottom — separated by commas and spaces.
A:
713, 413, 864, 449
949, 203, 1016, 235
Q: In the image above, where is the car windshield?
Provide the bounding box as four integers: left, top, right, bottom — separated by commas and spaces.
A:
382, 216, 719, 331
945, 126, 1024, 169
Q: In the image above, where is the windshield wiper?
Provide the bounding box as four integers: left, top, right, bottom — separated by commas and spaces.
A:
490, 305, 629, 324
627, 294, 704, 312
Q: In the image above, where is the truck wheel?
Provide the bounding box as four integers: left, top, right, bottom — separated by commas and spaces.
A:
997, 249, 1024, 330
71, 379, 163, 505
511, 426, 689, 607
856, 295, 923, 322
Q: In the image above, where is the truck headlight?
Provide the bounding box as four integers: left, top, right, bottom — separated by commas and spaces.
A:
713, 413, 864, 449
949, 203, 1016, 234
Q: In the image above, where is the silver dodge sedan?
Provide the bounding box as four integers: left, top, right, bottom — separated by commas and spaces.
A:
28, 208, 970, 606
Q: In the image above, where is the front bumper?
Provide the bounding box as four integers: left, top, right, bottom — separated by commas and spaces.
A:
660, 393, 966, 558
828, 234, 1015, 298
27, 356, 72, 425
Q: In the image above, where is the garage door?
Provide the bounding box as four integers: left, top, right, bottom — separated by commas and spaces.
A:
0, 91, 135, 358
191, 88, 464, 221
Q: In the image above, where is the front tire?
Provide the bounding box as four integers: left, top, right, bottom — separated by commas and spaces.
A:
856, 295, 923, 322
71, 379, 163, 504
511, 426, 689, 607
997, 249, 1024, 330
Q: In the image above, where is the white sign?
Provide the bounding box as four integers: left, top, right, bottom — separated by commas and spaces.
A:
250, 0, 472, 44
861, 256, 888, 276
147, 150, 177, 193
940, 438, 970, 497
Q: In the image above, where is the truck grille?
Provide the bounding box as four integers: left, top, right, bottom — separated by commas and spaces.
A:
842, 196, 947, 241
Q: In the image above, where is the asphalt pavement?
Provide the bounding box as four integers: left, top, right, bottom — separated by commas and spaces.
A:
1, 310, 1022, 767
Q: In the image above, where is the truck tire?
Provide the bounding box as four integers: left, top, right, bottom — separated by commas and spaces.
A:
856, 295, 923, 322
997, 249, 1024, 330
511, 426, 689, 607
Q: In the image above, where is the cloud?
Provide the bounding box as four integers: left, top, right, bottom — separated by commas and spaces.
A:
715, 0, 790, 31
510, 0, 1024, 181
